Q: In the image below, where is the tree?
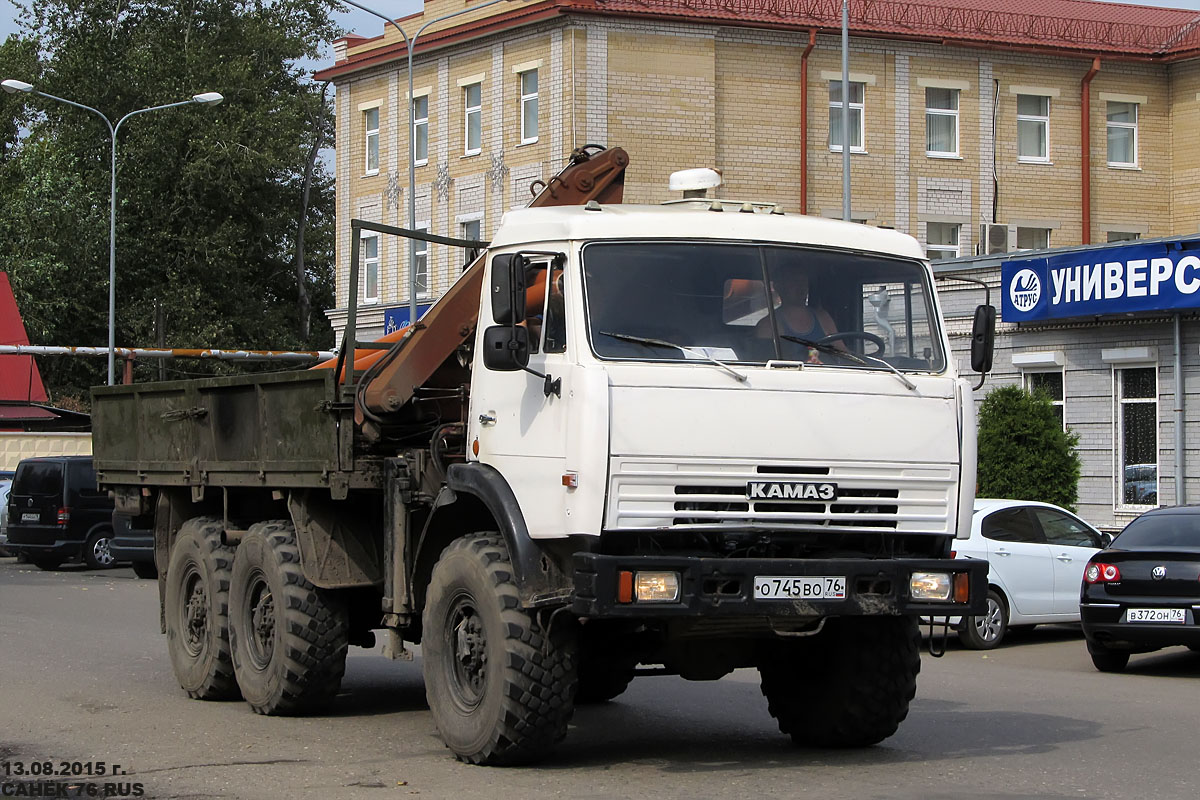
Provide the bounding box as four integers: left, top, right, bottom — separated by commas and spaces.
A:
0, 1, 342, 405
976, 384, 1081, 510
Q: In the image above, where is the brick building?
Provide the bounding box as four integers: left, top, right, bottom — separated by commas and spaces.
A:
316, 0, 1200, 530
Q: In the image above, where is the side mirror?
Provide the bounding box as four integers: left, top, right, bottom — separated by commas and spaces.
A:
482, 325, 530, 371
1099, 532, 1113, 548
970, 304, 996, 373
490, 254, 528, 325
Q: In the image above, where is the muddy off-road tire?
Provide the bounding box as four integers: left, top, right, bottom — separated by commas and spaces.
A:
422, 534, 578, 765
759, 616, 921, 748
164, 516, 240, 700
229, 521, 348, 715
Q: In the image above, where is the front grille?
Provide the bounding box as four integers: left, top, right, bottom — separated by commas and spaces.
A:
608, 459, 955, 535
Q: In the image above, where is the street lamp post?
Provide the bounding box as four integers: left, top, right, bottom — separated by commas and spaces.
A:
1, 79, 223, 385
342, 0, 511, 330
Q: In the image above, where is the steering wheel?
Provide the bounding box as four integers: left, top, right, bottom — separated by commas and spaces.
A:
818, 331, 886, 356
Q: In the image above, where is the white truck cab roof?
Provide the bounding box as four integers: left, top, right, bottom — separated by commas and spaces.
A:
489, 202, 927, 261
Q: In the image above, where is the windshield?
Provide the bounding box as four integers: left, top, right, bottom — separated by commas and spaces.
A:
583, 241, 945, 372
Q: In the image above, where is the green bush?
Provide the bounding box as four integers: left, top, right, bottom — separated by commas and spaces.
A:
977, 384, 1081, 510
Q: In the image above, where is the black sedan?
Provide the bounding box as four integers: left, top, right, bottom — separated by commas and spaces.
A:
1080, 506, 1200, 672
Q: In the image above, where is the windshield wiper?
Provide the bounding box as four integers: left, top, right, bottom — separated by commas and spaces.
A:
599, 331, 747, 383
781, 335, 917, 391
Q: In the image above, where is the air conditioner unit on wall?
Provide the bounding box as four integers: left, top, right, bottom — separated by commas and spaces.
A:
981, 222, 1010, 255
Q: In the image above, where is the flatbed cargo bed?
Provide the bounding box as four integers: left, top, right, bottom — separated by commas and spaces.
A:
92, 370, 379, 494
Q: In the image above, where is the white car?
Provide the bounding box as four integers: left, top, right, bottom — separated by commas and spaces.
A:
933, 498, 1110, 650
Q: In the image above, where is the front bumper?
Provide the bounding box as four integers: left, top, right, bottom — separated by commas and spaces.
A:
1081, 602, 1200, 650
572, 554, 987, 618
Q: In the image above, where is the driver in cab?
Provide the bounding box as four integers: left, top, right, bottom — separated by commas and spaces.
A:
755, 272, 844, 361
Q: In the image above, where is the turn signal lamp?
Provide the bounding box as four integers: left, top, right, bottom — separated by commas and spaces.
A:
1085, 563, 1121, 583
910, 572, 951, 601
635, 571, 681, 603
953, 572, 970, 603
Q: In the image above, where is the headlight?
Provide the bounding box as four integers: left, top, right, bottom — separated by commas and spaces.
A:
635, 571, 680, 603
910, 572, 952, 601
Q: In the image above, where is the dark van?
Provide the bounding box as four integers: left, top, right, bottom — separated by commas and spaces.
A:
5, 456, 118, 570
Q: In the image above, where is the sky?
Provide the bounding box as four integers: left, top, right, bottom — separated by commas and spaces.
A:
1, 0, 1198, 72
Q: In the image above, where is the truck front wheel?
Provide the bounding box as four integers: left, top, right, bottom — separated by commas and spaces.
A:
422, 533, 578, 765
759, 616, 920, 748
164, 516, 240, 700
229, 521, 348, 715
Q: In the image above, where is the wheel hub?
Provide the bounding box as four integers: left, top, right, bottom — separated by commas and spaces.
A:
182, 571, 208, 656
449, 598, 487, 707
246, 574, 276, 669
93, 537, 114, 566
975, 598, 1003, 642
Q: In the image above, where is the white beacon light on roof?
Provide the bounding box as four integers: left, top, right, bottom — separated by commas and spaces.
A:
669, 167, 722, 198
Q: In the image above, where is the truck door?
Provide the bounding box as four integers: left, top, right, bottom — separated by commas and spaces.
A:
470, 257, 576, 538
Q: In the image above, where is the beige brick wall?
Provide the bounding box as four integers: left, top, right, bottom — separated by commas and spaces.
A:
1170, 61, 1200, 234
330, 15, 1200, 331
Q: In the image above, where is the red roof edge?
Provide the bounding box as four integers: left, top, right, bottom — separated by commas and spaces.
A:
0, 272, 48, 404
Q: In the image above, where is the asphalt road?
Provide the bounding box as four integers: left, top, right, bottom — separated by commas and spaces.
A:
1, 557, 1197, 800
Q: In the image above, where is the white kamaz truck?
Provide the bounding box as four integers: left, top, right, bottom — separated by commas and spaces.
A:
92, 147, 994, 765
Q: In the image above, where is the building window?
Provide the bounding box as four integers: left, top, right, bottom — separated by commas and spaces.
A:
1016, 227, 1051, 250
519, 70, 538, 144
413, 228, 429, 298
413, 95, 428, 166
925, 88, 959, 157
1016, 94, 1049, 162
1108, 231, 1140, 243
1116, 366, 1157, 507
925, 223, 960, 260
1025, 370, 1065, 428
829, 81, 865, 152
464, 83, 482, 155
1107, 101, 1138, 167
362, 234, 380, 303
461, 218, 481, 270
364, 107, 379, 175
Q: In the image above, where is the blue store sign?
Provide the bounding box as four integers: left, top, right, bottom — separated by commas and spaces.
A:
383, 303, 433, 334
1001, 239, 1200, 322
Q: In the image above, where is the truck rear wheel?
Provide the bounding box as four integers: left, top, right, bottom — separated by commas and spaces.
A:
164, 516, 240, 700
422, 533, 577, 765
759, 616, 920, 748
229, 521, 348, 715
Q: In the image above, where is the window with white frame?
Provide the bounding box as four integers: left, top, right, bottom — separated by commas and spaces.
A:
413, 95, 428, 165
364, 107, 380, 175
1025, 370, 1065, 428
1016, 94, 1049, 162
925, 88, 959, 157
362, 234, 380, 302
1016, 227, 1051, 250
464, 83, 482, 155
925, 222, 960, 260
1116, 366, 1157, 507
829, 81, 865, 152
1108, 231, 1140, 243
413, 227, 429, 298
461, 218, 481, 270
1107, 101, 1138, 167
519, 70, 538, 144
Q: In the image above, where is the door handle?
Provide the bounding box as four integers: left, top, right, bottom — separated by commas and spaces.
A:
994, 548, 1011, 556
1055, 554, 1072, 562
478, 413, 496, 426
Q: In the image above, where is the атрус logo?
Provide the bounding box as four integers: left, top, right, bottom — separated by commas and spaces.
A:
1009, 268, 1041, 312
